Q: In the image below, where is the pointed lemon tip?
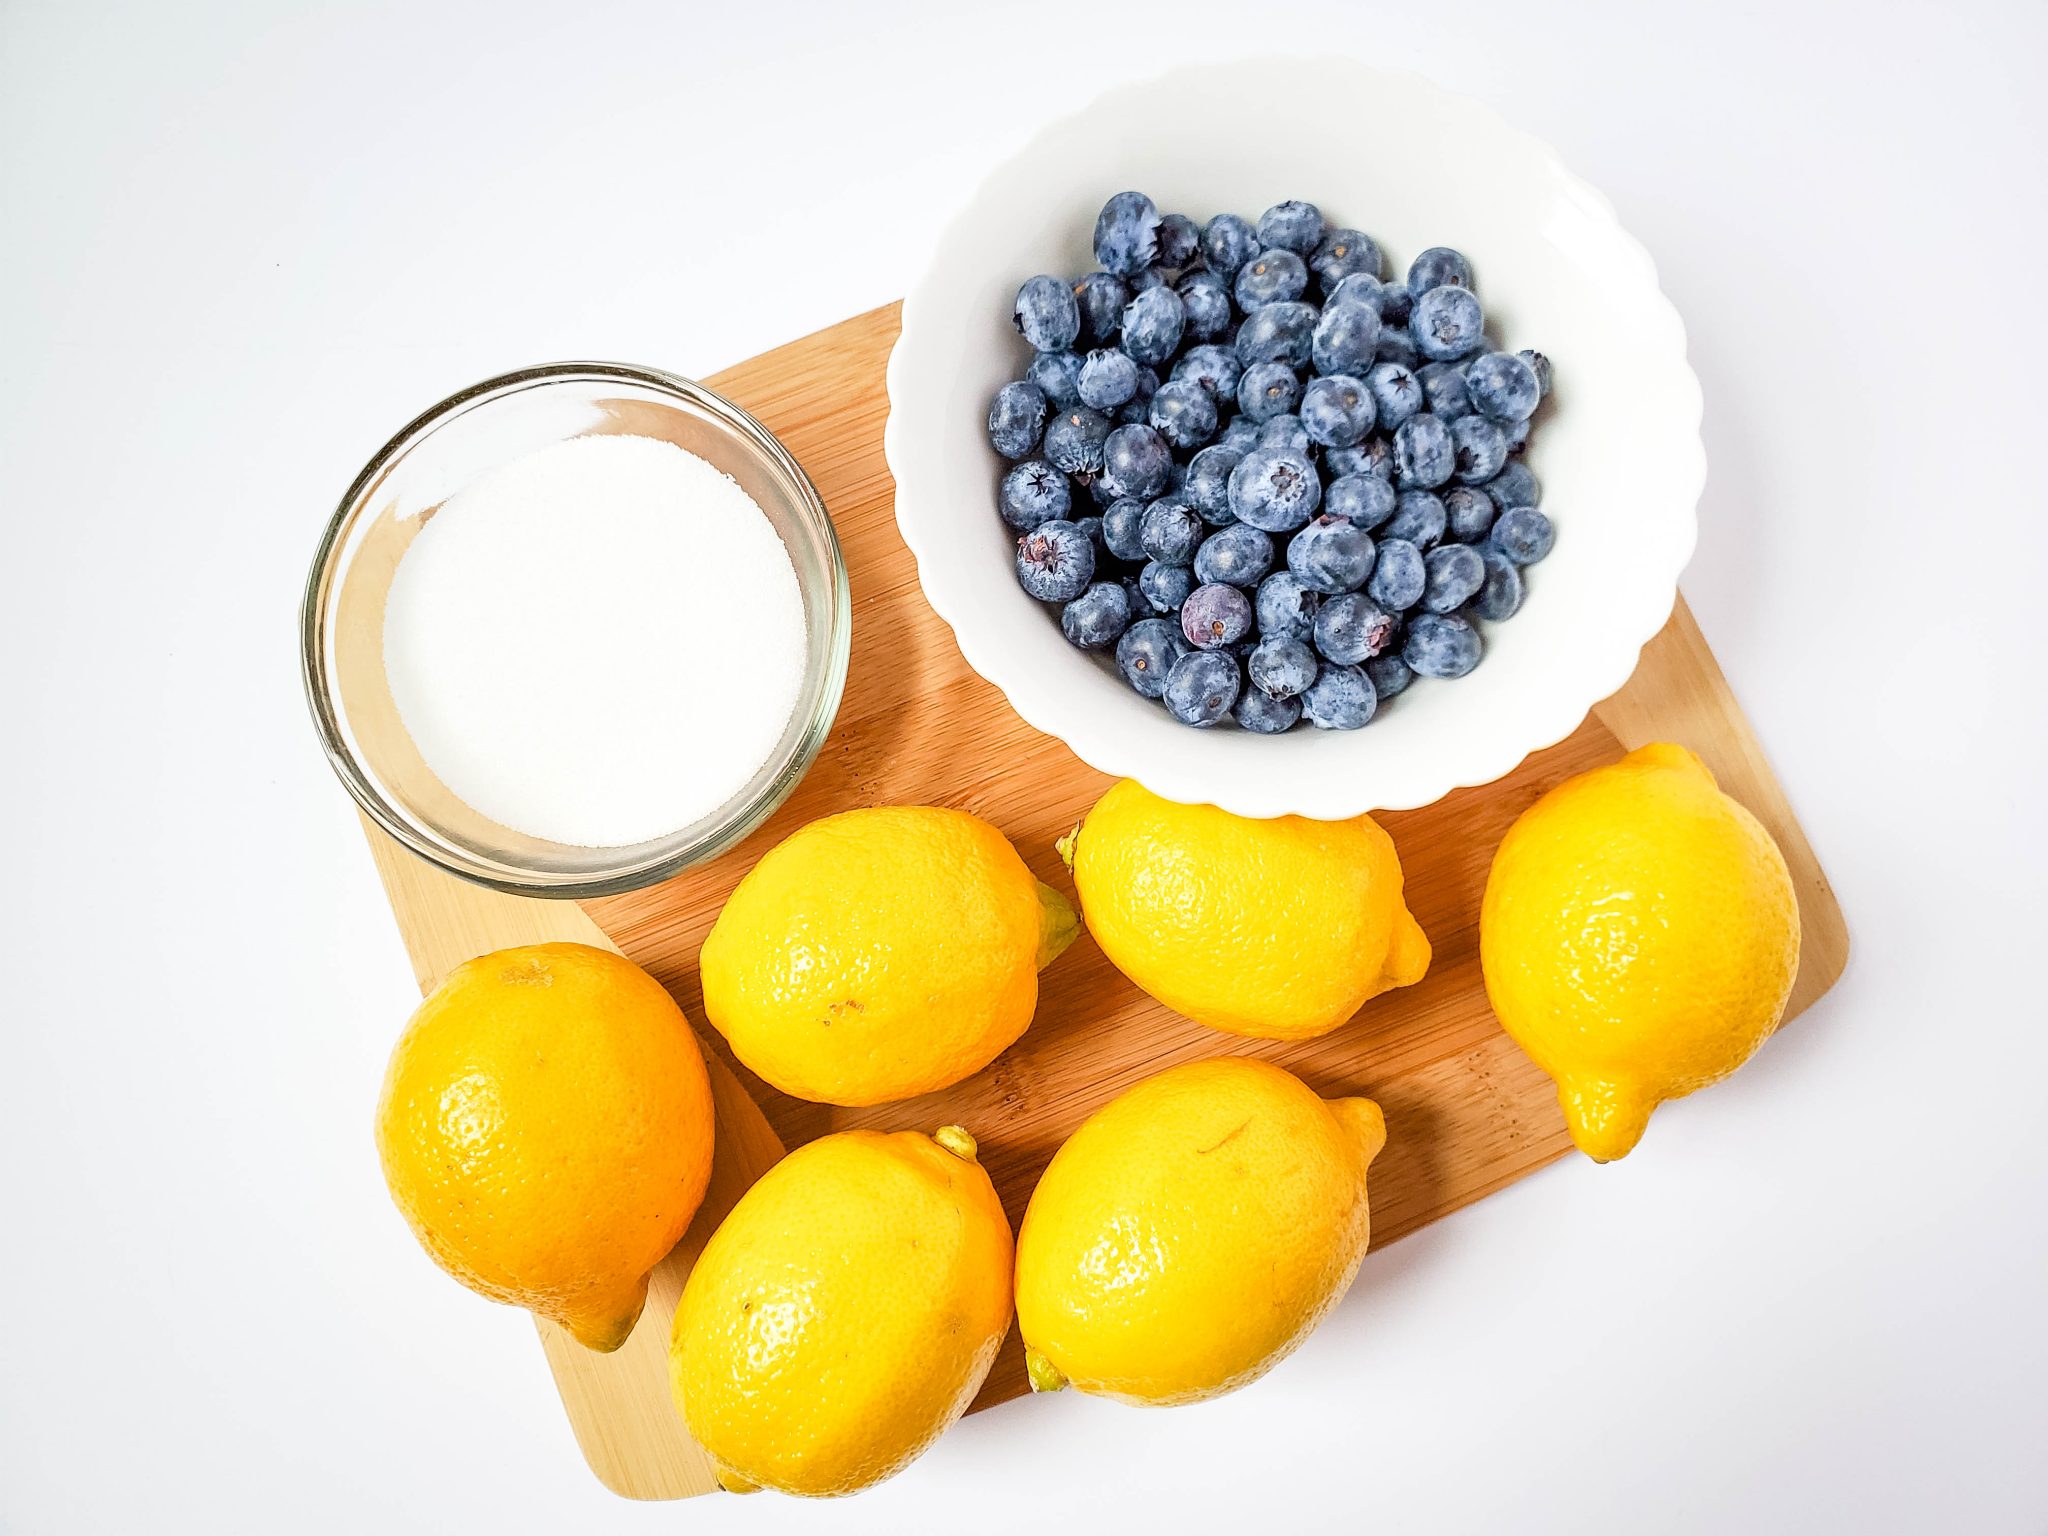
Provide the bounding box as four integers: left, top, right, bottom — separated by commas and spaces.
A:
1328, 1096, 1388, 1168
715, 1467, 762, 1495
1626, 741, 1712, 783
1559, 1078, 1655, 1162
1035, 880, 1081, 969
559, 1285, 646, 1352
934, 1124, 980, 1163
1024, 1345, 1069, 1394
1383, 904, 1432, 990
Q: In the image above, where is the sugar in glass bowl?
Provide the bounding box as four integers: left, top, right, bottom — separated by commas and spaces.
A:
302, 363, 850, 897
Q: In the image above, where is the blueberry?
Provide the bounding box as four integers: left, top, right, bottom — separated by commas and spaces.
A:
1407, 246, 1474, 296
1300, 374, 1376, 448
1194, 522, 1274, 586
1183, 444, 1244, 525
1181, 582, 1253, 649
1027, 350, 1084, 409
1163, 650, 1241, 727
1201, 213, 1260, 278
1328, 436, 1395, 481
1128, 266, 1170, 293
1137, 559, 1195, 614
1325, 472, 1398, 530
1120, 286, 1186, 365
1172, 343, 1243, 402
1061, 581, 1133, 649
1403, 611, 1482, 677
1485, 461, 1541, 512
1471, 547, 1524, 621
1302, 664, 1377, 730
1094, 191, 1161, 276
1517, 348, 1553, 398
1310, 227, 1383, 292
1422, 542, 1486, 612
1490, 506, 1555, 565
1365, 652, 1412, 701
1504, 417, 1531, 455
1177, 272, 1234, 342
1218, 415, 1262, 455
1287, 514, 1377, 594
1139, 497, 1204, 564
1376, 282, 1414, 328
1100, 423, 1173, 500
1014, 274, 1081, 352
1326, 272, 1388, 313
1149, 379, 1219, 450
1416, 361, 1472, 422
1014, 520, 1095, 602
1074, 514, 1106, 559
1385, 490, 1447, 549
1090, 472, 1124, 507
1234, 301, 1318, 368
1367, 537, 1426, 610
1311, 304, 1382, 377
1366, 362, 1423, 430
1044, 407, 1112, 476
1258, 413, 1311, 453
1234, 248, 1310, 310
998, 459, 1071, 530
1374, 326, 1420, 369
1227, 445, 1322, 533
1313, 591, 1399, 664
1116, 616, 1189, 698
1237, 361, 1302, 423
1450, 414, 1507, 484
1234, 688, 1302, 733
1117, 366, 1161, 425
1078, 349, 1141, 411
1255, 570, 1323, 641
1442, 485, 1497, 543
1248, 635, 1319, 700
1394, 415, 1455, 488
1102, 497, 1149, 561
1464, 351, 1542, 424
1256, 200, 1325, 256
988, 380, 1048, 459
1411, 285, 1485, 361
1155, 212, 1200, 271
1073, 272, 1129, 346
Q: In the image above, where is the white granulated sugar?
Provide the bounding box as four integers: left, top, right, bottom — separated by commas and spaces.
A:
382, 433, 808, 847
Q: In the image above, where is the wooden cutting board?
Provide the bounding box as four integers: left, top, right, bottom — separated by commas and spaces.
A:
360, 302, 1848, 1501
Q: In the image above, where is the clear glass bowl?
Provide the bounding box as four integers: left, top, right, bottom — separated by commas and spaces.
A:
301, 362, 850, 897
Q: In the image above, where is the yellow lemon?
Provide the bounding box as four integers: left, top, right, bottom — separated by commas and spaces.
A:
1015, 1058, 1385, 1406
700, 806, 1078, 1105
1061, 779, 1429, 1039
1481, 742, 1801, 1162
669, 1125, 1014, 1497
375, 943, 715, 1351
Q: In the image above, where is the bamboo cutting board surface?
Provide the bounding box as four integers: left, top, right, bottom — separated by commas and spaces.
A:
361, 302, 1848, 1501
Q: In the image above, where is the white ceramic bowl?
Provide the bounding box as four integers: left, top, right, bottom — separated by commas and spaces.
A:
886, 60, 1703, 818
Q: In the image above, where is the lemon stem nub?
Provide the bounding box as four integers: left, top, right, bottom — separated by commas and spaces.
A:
934, 1124, 979, 1163
715, 1468, 761, 1495
1054, 822, 1083, 870
1024, 1346, 1068, 1394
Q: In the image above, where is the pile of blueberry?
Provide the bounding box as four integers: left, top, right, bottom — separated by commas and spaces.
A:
989, 191, 1554, 732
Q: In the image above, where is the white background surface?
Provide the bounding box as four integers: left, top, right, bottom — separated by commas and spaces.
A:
3, 1, 2044, 1531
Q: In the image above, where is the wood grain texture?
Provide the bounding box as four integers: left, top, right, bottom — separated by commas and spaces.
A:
359, 302, 1847, 1500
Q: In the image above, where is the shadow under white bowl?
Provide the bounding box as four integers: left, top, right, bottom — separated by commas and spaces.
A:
886, 60, 1703, 819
